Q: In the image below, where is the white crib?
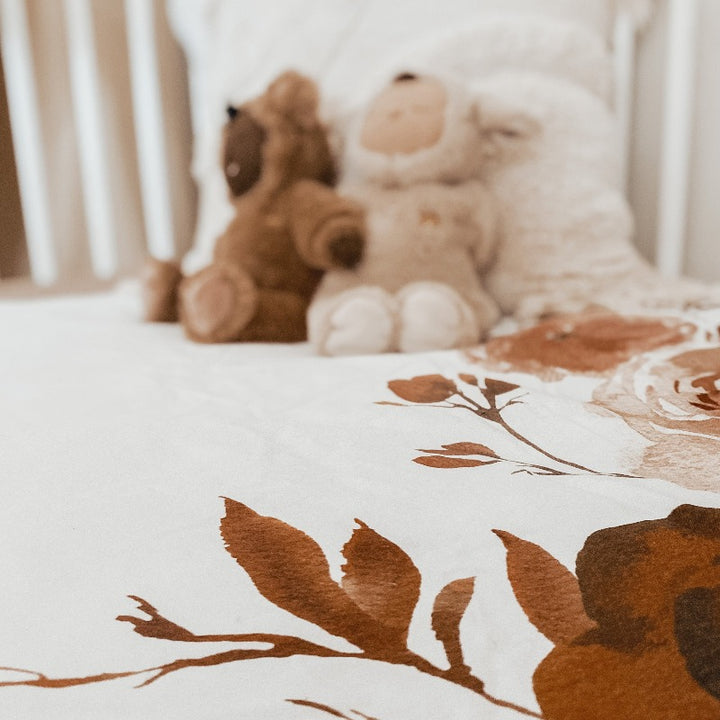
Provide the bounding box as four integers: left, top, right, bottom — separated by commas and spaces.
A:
0, 0, 710, 289
0, 0, 195, 288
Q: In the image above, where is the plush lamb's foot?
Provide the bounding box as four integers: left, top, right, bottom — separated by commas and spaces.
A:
141, 257, 182, 322
311, 287, 396, 356
397, 282, 478, 353
179, 264, 258, 343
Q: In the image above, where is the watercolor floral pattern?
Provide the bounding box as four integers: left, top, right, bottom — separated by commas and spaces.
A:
2, 500, 719, 720
592, 346, 720, 489
442, 311, 720, 491
530, 504, 720, 720
381, 373, 634, 477
476, 313, 697, 379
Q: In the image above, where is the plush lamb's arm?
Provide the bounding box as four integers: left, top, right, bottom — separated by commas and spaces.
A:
465, 181, 500, 272
287, 180, 366, 271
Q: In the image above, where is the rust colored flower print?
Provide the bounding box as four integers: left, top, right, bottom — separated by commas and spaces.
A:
476, 313, 695, 380
499, 504, 720, 720
593, 347, 720, 490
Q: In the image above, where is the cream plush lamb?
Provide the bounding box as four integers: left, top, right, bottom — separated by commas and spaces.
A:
308, 73, 537, 356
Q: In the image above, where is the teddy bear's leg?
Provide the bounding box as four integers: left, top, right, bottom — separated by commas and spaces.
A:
179, 263, 259, 343
141, 257, 182, 322
235, 290, 308, 343
308, 286, 397, 356
396, 282, 481, 353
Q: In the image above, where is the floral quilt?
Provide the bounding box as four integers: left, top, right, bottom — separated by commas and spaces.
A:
1, 289, 719, 719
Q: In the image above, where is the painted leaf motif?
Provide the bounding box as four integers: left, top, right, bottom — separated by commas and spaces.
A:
341, 521, 421, 643
459, 374, 479, 386
388, 375, 458, 403
414, 456, 495, 469
432, 578, 475, 669
220, 500, 389, 651
484, 379, 520, 396
493, 530, 595, 645
439, 443, 498, 458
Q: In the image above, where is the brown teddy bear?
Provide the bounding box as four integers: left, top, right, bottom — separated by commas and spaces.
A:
142, 70, 365, 343
308, 72, 538, 356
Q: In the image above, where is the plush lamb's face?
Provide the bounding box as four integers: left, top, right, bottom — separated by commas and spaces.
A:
344, 73, 486, 187
360, 74, 447, 156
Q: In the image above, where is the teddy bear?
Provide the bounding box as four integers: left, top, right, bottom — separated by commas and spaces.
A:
307, 72, 538, 356
141, 70, 365, 343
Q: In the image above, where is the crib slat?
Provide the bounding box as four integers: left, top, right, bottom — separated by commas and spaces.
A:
0, 0, 57, 285
656, 0, 699, 278
64, 0, 118, 279
613, 11, 637, 192
124, 0, 175, 261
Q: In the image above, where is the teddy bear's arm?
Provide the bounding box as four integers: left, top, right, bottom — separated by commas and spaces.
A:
288, 180, 366, 271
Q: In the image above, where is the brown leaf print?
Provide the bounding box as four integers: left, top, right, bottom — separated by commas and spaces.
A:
431, 578, 475, 670
387, 375, 458, 403
480, 313, 695, 379
0, 502, 542, 719
384, 374, 633, 478
9, 503, 717, 719
494, 531, 595, 645
413, 456, 492, 469
420, 443, 498, 458
220, 499, 393, 652
484, 379, 521, 396
341, 521, 421, 642
529, 504, 720, 719
459, 373, 479, 386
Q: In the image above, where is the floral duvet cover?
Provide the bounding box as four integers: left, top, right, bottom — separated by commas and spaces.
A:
2, 289, 719, 720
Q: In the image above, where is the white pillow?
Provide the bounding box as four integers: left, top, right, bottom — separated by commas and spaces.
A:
166, 0, 636, 274
403, 15, 720, 317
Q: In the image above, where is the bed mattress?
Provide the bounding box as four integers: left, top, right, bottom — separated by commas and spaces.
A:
2, 285, 719, 719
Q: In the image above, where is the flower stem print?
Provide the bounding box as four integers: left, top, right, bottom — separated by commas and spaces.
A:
0, 499, 542, 719
381, 374, 635, 477
287, 699, 380, 719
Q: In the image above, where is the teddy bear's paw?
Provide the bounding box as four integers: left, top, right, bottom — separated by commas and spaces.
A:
179, 265, 258, 343
318, 288, 396, 356
398, 283, 478, 353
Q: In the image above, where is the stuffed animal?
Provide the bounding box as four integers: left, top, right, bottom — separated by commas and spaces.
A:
307, 72, 537, 356
142, 70, 365, 343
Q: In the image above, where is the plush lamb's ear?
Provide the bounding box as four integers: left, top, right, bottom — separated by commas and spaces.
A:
472, 97, 542, 162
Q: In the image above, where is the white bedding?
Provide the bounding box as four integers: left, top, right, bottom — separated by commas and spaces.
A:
3, 286, 720, 719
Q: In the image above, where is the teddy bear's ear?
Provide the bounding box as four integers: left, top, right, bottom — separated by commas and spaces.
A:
267, 70, 320, 130
472, 96, 542, 162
